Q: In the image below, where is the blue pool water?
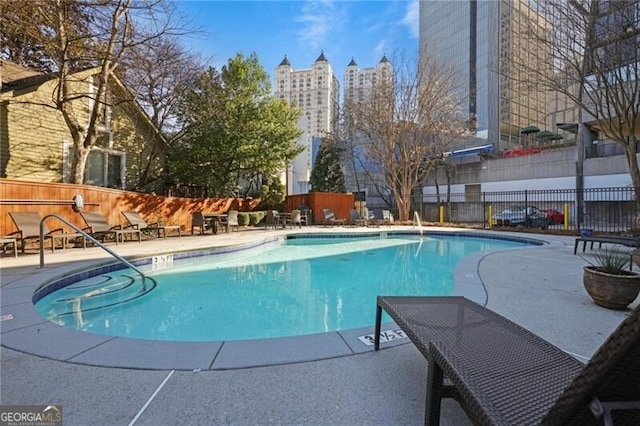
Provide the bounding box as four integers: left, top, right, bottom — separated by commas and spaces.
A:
34, 234, 530, 342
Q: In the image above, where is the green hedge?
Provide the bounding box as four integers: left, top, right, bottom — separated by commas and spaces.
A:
238, 212, 250, 226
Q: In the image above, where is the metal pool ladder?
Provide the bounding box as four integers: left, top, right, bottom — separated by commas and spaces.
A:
414, 211, 423, 236
39, 214, 148, 291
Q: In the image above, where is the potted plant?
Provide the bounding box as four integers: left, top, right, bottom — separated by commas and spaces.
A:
632, 248, 640, 269
583, 245, 640, 309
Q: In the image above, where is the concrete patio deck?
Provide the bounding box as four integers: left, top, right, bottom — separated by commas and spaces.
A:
0, 226, 635, 425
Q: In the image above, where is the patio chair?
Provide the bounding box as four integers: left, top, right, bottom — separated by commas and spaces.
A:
298, 206, 311, 226
191, 212, 215, 235
264, 210, 284, 229
80, 211, 141, 245
349, 209, 367, 227
322, 208, 345, 227
8, 211, 86, 253
121, 211, 181, 238
286, 209, 303, 228
220, 210, 239, 233
374, 296, 640, 425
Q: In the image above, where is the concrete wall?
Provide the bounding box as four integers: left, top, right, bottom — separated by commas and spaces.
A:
423, 146, 634, 194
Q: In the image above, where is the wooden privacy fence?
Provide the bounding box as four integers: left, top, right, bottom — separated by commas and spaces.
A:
286, 192, 355, 224
0, 179, 259, 236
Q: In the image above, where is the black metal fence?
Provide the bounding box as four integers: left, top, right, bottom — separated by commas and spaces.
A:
414, 187, 638, 233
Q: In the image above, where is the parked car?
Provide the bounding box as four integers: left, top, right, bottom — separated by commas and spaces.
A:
543, 208, 565, 225
492, 206, 549, 229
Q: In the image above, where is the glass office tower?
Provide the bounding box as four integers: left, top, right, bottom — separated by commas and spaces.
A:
419, 0, 549, 151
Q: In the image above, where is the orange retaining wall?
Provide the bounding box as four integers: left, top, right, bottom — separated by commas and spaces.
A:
0, 179, 258, 236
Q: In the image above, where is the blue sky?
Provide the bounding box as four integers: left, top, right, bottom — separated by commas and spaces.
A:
176, 0, 419, 85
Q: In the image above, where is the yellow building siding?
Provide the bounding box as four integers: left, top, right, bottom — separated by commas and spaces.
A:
110, 103, 166, 192
4, 100, 68, 182
1, 69, 166, 191
0, 102, 9, 177
1, 76, 91, 183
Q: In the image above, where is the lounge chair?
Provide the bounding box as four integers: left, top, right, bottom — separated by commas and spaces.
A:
574, 235, 640, 255
79, 211, 141, 244
8, 211, 86, 253
349, 209, 367, 226
322, 208, 345, 226
121, 211, 181, 238
374, 296, 640, 425
369, 209, 392, 226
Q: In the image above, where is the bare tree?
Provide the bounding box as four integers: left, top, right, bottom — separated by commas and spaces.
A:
344, 52, 468, 221
118, 37, 207, 190
512, 0, 640, 209
1, 0, 188, 184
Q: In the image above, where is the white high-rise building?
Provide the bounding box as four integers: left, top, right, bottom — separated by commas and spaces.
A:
343, 55, 393, 104
274, 52, 340, 138
283, 115, 313, 196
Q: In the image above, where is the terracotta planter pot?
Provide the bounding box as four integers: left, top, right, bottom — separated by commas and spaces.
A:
633, 249, 640, 269
583, 266, 640, 310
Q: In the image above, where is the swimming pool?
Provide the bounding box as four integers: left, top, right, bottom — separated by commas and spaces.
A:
34, 233, 533, 342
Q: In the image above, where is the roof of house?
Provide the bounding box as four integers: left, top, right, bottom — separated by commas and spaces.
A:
0, 59, 48, 91
1, 59, 168, 146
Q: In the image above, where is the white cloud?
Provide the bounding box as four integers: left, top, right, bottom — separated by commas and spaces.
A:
401, 0, 420, 39
295, 0, 347, 50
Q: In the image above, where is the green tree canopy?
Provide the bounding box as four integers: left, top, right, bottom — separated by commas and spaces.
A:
309, 140, 346, 193
170, 53, 303, 197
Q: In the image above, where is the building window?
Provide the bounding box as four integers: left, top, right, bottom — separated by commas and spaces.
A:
84, 148, 125, 188
63, 143, 125, 188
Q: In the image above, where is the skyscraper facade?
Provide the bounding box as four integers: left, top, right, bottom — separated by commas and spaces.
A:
274, 52, 340, 138
419, 0, 549, 151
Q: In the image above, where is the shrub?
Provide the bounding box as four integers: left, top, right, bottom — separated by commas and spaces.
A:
238, 212, 250, 226
585, 245, 632, 274
249, 211, 265, 225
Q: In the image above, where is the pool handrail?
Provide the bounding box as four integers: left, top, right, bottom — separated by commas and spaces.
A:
414, 211, 423, 236
39, 214, 147, 291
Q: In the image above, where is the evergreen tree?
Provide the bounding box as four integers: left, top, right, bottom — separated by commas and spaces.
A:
171, 53, 303, 197
309, 141, 346, 193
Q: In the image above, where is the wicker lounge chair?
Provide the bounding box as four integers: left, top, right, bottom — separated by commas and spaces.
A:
322, 208, 345, 226
374, 296, 640, 425
574, 235, 640, 255
80, 211, 141, 244
8, 211, 86, 253
121, 211, 181, 238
